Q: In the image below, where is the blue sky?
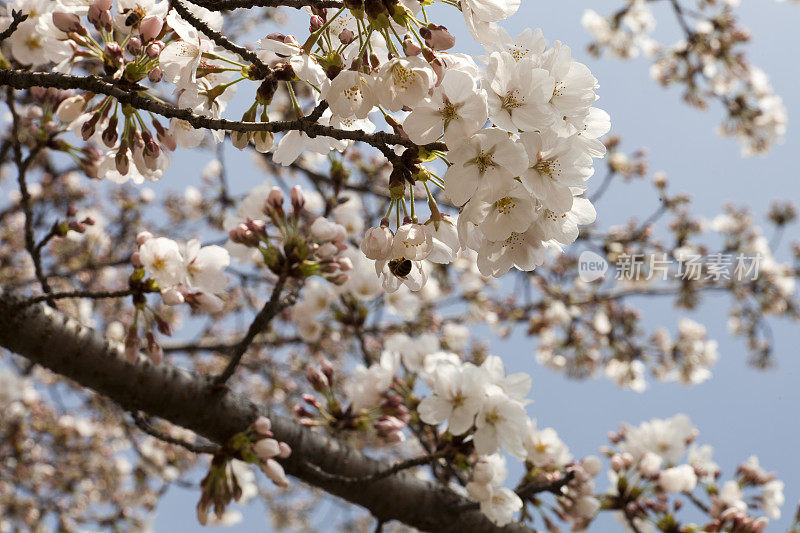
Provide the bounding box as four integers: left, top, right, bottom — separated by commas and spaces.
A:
153, 1, 800, 530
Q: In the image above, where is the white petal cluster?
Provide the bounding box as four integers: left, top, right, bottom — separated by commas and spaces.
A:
136, 233, 230, 313
418, 355, 531, 459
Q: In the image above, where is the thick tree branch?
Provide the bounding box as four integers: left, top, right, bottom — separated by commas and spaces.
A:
0, 288, 531, 533
0, 70, 446, 153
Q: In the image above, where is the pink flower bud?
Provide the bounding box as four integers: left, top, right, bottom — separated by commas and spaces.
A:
56, 95, 86, 123
115, 147, 129, 175
253, 438, 281, 459
309, 15, 324, 32
402, 35, 421, 56
136, 231, 153, 245
52, 12, 82, 34
126, 36, 143, 55
146, 41, 163, 58
338, 29, 355, 45
260, 459, 289, 487
94, 0, 113, 10
290, 185, 305, 213
253, 416, 271, 435
161, 288, 185, 306
266, 187, 284, 212
148, 66, 163, 83
138, 16, 163, 42
336, 257, 353, 271
420, 24, 455, 51
130, 251, 143, 268
277, 442, 291, 458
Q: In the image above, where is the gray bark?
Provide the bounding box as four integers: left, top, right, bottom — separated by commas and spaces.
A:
0, 290, 533, 533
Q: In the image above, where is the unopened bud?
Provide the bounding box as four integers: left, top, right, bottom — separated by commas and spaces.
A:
138, 15, 163, 42
148, 66, 163, 83
126, 36, 143, 55
52, 12, 83, 34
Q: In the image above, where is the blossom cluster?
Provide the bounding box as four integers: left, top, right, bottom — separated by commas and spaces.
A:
583, 0, 787, 156
0, 0, 607, 292
604, 414, 785, 531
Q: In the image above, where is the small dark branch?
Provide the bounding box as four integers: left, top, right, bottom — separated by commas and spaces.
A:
683, 491, 710, 514
187, 0, 343, 11
171, 0, 271, 78
34, 224, 61, 255
6, 88, 52, 305
669, 0, 694, 40
306, 100, 329, 123
0, 10, 28, 43
303, 449, 450, 485
214, 266, 291, 385
589, 170, 615, 203
516, 470, 576, 500
132, 411, 221, 454
0, 71, 445, 154
13, 288, 136, 309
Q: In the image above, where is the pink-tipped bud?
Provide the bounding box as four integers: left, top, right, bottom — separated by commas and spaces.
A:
148, 66, 163, 83
81, 117, 97, 141
94, 0, 113, 10
130, 251, 143, 268
277, 442, 291, 458
420, 24, 455, 51
319, 358, 334, 383
402, 35, 421, 56
338, 29, 355, 45
309, 15, 324, 32
265, 187, 284, 213
253, 438, 281, 460
260, 459, 289, 488
161, 288, 185, 306
126, 36, 143, 56
146, 41, 163, 58
138, 16, 163, 42
115, 147, 129, 175
101, 117, 118, 147
305, 366, 328, 392
290, 185, 305, 213
53, 12, 83, 34
136, 231, 153, 245
253, 416, 272, 435
105, 41, 124, 65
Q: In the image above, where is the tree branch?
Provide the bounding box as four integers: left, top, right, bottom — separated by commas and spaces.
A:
0, 10, 28, 43
214, 267, 292, 385
171, 0, 271, 78
0, 70, 446, 154
0, 288, 532, 532
186, 0, 343, 11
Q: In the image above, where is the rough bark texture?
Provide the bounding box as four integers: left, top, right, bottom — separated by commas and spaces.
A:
0, 290, 533, 533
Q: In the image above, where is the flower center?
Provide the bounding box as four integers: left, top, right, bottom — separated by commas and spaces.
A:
495, 197, 517, 215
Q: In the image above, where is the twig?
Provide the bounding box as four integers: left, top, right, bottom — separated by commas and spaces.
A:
0, 70, 446, 154
683, 490, 710, 514
0, 10, 28, 43
131, 411, 221, 454
6, 88, 51, 305
171, 0, 271, 78
213, 265, 291, 385
303, 448, 450, 485
516, 470, 576, 499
